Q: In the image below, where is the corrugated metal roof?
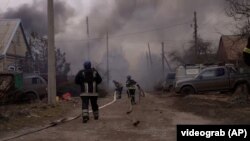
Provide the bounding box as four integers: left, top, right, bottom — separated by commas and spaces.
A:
0, 19, 21, 55
220, 35, 247, 60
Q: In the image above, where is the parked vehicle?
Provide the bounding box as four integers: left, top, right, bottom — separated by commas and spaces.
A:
175, 64, 208, 82
22, 73, 47, 101
175, 63, 235, 82
175, 66, 250, 95
0, 73, 47, 104
162, 72, 176, 92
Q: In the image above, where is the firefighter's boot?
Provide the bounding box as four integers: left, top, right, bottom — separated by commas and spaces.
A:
82, 110, 89, 123
82, 116, 89, 123
131, 95, 136, 105
93, 111, 99, 120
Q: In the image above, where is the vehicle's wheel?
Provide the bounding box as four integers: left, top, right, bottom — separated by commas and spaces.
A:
22, 92, 40, 103
180, 86, 195, 95
168, 85, 174, 93
234, 83, 249, 94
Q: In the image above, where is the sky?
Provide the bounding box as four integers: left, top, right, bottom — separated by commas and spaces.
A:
0, 0, 237, 88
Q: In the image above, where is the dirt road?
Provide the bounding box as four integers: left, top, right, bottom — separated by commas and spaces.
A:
0, 92, 218, 141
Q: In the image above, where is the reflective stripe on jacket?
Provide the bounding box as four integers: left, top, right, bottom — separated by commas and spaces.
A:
126, 79, 137, 90
81, 71, 97, 96
75, 68, 102, 97
244, 47, 250, 54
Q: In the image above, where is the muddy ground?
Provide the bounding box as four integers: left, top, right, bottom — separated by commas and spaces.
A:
1, 91, 250, 141
0, 99, 79, 137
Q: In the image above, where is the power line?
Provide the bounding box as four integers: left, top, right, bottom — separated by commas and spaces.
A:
55, 21, 191, 43
110, 21, 191, 39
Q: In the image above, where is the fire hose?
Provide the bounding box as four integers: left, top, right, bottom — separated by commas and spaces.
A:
126, 88, 145, 127
0, 92, 117, 141
126, 88, 145, 114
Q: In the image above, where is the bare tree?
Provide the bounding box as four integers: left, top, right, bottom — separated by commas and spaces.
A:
169, 37, 214, 65
226, 0, 250, 36
23, 32, 71, 75
55, 48, 71, 75
225, 0, 250, 66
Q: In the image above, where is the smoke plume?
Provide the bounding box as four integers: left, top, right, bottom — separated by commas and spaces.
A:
3, 0, 75, 35
1, 0, 235, 90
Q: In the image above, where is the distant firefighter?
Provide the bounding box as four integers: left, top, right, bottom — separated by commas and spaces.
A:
126, 75, 141, 105
75, 61, 102, 123
113, 80, 123, 99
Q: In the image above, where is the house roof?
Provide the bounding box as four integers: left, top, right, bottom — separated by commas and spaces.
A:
0, 19, 29, 56
219, 35, 247, 61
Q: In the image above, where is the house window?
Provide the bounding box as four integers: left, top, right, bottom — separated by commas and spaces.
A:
17, 66, 22, 72
8, 66, 15, 71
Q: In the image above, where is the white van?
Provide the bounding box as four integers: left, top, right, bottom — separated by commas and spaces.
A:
175, 64, 206, 82
175, 63, 235, 82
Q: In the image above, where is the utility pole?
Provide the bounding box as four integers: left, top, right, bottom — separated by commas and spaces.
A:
47, 0, 56, 104
86, 16, 90, 60
146, 51, 149, 69
161, 42, 165, 78
194, 11, 198, 61
106, 32, 109, 89
164, 55, 172, 72
148, 43, 153, 66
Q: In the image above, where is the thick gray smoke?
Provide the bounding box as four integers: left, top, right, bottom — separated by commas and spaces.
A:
80, 0, 232, 89
86, 0, 162, 40
1, 0, 234, 90
3, 0, 75, 35
81, 0, 165, 89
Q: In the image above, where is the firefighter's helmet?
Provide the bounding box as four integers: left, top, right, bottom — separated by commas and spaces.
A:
127, 75, 131, 80
84, 61, 91, 69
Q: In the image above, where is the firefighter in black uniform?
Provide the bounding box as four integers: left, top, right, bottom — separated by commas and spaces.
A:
75, 61, 102, 123
126, 75, 141, 105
